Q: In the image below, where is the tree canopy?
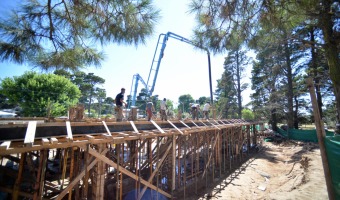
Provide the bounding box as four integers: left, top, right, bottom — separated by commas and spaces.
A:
190, 0, 340, 129
0, 0, 160, 70
0, 71, 81, 117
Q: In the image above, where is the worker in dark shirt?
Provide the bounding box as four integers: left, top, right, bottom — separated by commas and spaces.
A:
115, 88, 127, 121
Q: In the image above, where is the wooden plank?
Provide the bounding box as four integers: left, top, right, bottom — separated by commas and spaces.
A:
0, 141, 10, 150
167, 120, 183, 134
87, 147, 172, 198
12, 152, 26, 199
102, 134, 113, 140
179, 120, 191, 129
150, 120, 165, 134
86, 135, 95, 141
205, 120, 221, 130
129, 121, 140, 134
307, 77, 335, 199
66, 121, 73, 140
102, 121, 112, 136
24, 121, 37, 146
172, 135, 176, 191
190, 120, 200, 128
199, 120, 208, 127
115, 132, 129, 137
41, 138, 49, 146
50, 137, 58, 144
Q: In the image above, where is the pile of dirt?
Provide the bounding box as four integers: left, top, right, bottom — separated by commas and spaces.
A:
189, 140, 328, 200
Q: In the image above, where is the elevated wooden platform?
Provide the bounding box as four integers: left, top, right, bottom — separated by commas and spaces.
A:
0, 119, 265, 200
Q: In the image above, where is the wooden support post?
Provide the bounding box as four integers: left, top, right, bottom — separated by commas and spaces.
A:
12, 153, 26, 200
74, 148, 80, 200
172, 135, 176, 194
247, 125, 251, 154
177, 137, 181, 188
120, 143, 123, 200
183, 137, 187, 199
68, 147, 75, 200
156, 137, 160, 198
148, 139, 152, 177
116, 144, 120, 200
82, 145, 89, 199
195, 134, 199, 194
33, 149, 47, 200
212, 131, 215, 184
60, 148, 69, 190
307, 78, 335, 200
39, 149, 48, 199
92, 144, 105, 200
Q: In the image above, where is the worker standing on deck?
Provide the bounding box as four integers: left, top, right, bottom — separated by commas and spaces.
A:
160, 98, 167, 121
191, 103, 200, 120
146, 100, 155, 121
203, 101, 211, 120
114, 88, 127, 122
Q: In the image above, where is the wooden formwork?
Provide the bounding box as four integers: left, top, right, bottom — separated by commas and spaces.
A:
0, 119, 264, 199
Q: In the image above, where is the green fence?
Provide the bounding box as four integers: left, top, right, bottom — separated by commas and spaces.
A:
325, 136, 340, 200
277, 128, 335, 142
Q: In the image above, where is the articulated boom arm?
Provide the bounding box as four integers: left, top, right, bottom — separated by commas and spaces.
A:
129, 73, 148, 107
146, 32, 208, 97
129, 31, 213, 107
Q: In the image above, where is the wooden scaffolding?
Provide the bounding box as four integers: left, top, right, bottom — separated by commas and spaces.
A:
0, 119, 266, 199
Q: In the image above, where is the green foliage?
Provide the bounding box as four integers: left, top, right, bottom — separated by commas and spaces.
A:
198, 96, 209, 105
190, 0, 339, 127
0, 0, 160, 70
0, 72, 81, 117
242, 108, 254, 121
54, 70, 107, 118
178, 94, 195, 113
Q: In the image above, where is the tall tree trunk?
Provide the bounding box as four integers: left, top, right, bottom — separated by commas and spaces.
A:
320, 0, 340, 133
270, 108, 278, 132
294, 95, 299, 129
310, 27, 323, 118
236, 50, 242, 118
283, 35, 294, 129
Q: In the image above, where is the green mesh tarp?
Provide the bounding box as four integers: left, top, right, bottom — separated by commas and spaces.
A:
325, 136, 340, 200
276, 128, 334, 142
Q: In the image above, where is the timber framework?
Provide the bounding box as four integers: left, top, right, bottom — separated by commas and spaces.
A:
0, 119, 268, 199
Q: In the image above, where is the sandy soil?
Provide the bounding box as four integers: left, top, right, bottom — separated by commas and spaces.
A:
188, 140, 329, 200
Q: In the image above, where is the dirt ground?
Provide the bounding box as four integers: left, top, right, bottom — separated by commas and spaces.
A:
188, 140, 329, 200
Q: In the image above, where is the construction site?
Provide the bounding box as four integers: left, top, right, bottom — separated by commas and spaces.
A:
0, 32, 337, 200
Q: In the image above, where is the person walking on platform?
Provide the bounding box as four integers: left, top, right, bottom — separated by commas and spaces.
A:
160, 98, 167, 121
146, 100, 155, 121
203, 101, 211, 119
114, 88, 127, 122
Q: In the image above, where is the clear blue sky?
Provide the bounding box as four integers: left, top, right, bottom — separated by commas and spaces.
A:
0, 0, 253, 106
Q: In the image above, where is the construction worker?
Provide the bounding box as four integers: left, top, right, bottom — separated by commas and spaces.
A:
114, 88, 127, 122
160, 98, 167, 121
146, 100, 155, 121
191, 103, 200, 120
203, 101, 211, 119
